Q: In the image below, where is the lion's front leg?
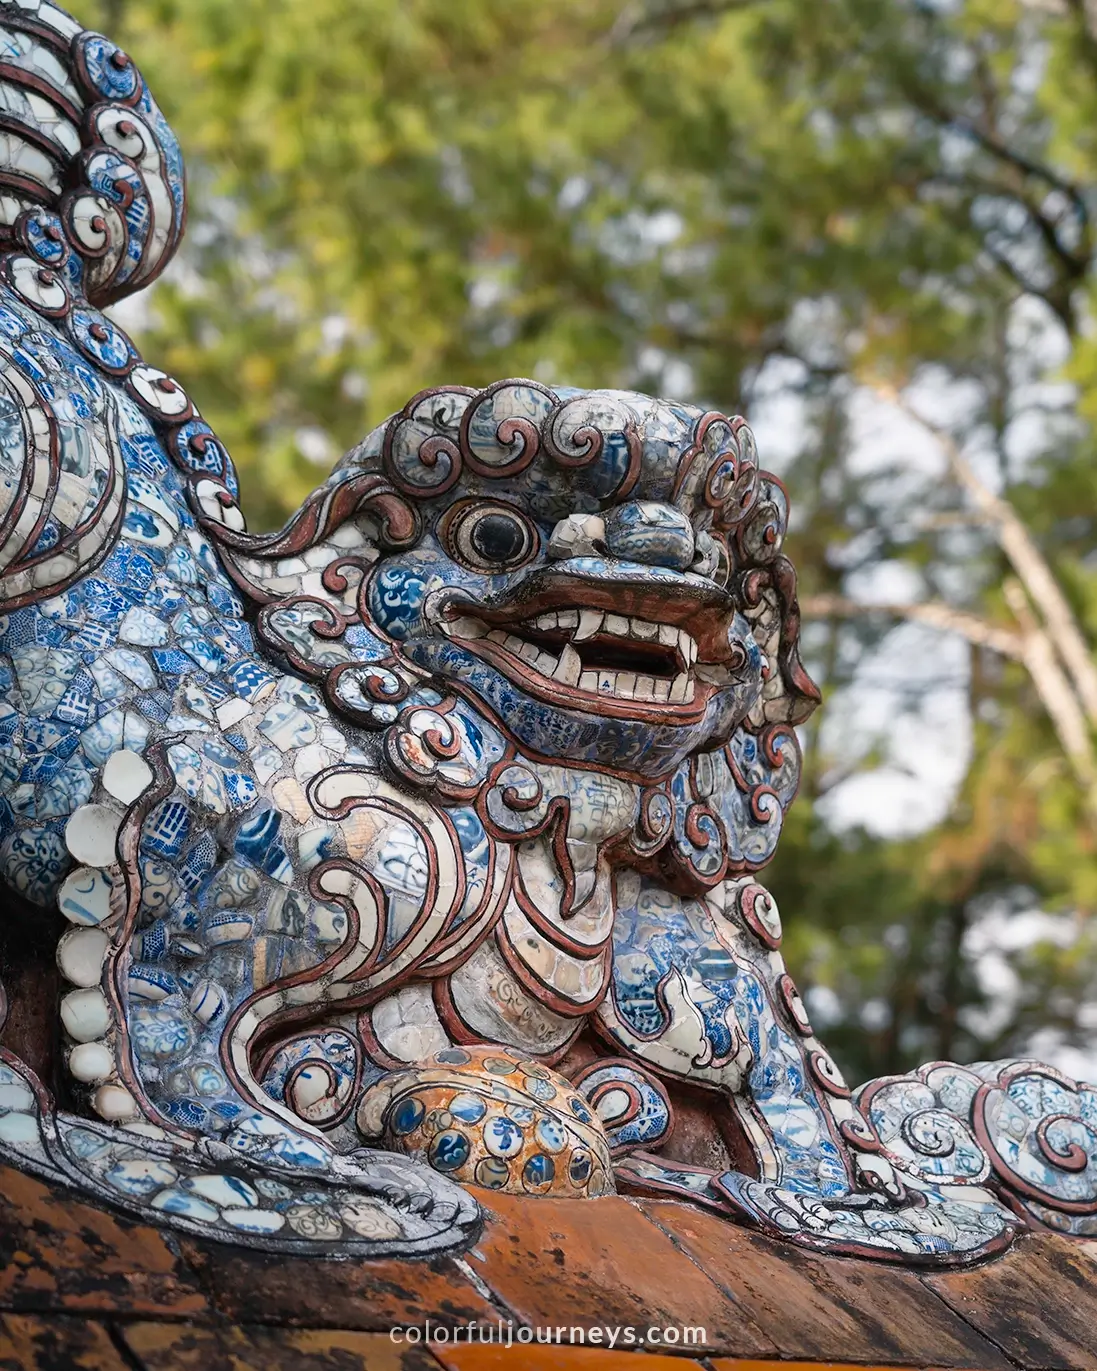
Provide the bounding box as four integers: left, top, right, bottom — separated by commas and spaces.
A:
595, 872, 1019, 1261
595, 870, 863, 1194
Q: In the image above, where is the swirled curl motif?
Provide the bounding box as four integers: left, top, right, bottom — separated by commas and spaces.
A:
67, 43, 185, 303
460, 379, 554, 479
377, 381, 765, 523
857, 1060, 1097, 1234
0, 348, 126, 611
571, 1058, 674, 1156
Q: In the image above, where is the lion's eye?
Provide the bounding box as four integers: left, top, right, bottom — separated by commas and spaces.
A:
444, 501, 538, 573
470, 512, 528, 564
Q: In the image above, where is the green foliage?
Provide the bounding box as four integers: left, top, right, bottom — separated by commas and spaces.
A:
71, 0, 1097, 1084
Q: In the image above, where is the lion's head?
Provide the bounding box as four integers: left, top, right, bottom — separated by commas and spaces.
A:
197, 380, 820, 898
211, 382, 818, 784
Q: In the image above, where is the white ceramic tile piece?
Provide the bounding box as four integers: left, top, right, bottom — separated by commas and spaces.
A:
93, 1083, 138, 1121
103, 748, 154, 804
60, 988, 111, 1042
58, 866, 113, 925
67, 1041, 113, 1083
56, 927, 109, 988
64, 803, 122, 867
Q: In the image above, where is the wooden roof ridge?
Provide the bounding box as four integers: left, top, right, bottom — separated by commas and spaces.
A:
1, 1159, 1095, 1370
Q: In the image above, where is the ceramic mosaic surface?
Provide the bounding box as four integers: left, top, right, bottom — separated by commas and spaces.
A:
0, 0, 1094, 1267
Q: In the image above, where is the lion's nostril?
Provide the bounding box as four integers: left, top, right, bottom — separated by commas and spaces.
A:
603, 502, 695, 571
547, 512, 606, 559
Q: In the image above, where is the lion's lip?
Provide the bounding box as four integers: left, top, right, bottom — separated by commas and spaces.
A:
442, 606, 697, 706
423, 568, 743, 721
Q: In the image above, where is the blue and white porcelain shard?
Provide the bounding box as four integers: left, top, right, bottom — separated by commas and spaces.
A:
0, 0, 1091, 1265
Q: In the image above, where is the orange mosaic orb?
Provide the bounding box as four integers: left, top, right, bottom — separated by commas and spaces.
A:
356, 1044, 615, 1198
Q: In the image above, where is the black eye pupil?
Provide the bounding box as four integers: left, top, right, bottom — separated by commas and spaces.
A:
470, 512, 526, 563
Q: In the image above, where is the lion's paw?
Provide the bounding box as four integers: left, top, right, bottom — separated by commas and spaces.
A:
357, 1043, 615, 1198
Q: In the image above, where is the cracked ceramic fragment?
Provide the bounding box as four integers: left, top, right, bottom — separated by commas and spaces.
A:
60, 989, 111, 1042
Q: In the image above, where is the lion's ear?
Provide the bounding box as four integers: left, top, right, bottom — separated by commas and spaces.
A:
205, 469, 419, 609
732, 473, 821, 730
201, 468, 421, 677
706, 471, 819, 876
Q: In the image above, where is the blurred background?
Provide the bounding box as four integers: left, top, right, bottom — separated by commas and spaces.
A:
73, 0, 1097, 1087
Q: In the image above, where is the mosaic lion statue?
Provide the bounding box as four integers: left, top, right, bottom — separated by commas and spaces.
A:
0, 0, 1093, 1265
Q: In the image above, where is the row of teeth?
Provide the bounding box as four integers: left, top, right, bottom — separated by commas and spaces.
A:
524, 609, 698, 665
442, 612, 696, 703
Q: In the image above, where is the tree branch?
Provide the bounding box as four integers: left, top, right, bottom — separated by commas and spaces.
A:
607, 0, 759, 43
801, 593, 1026, 659
903, 78, 1088, 218
877, 389, 1097, 731
898, 58, 1091, 314
1002, 578, 1097, 791
803, 587, 1097, 804
980, 239, 1070, 325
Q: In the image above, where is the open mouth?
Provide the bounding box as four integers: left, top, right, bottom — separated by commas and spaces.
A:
413, 564, 747, 728
443, 607, 698, 705
425, 597, 729, 729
